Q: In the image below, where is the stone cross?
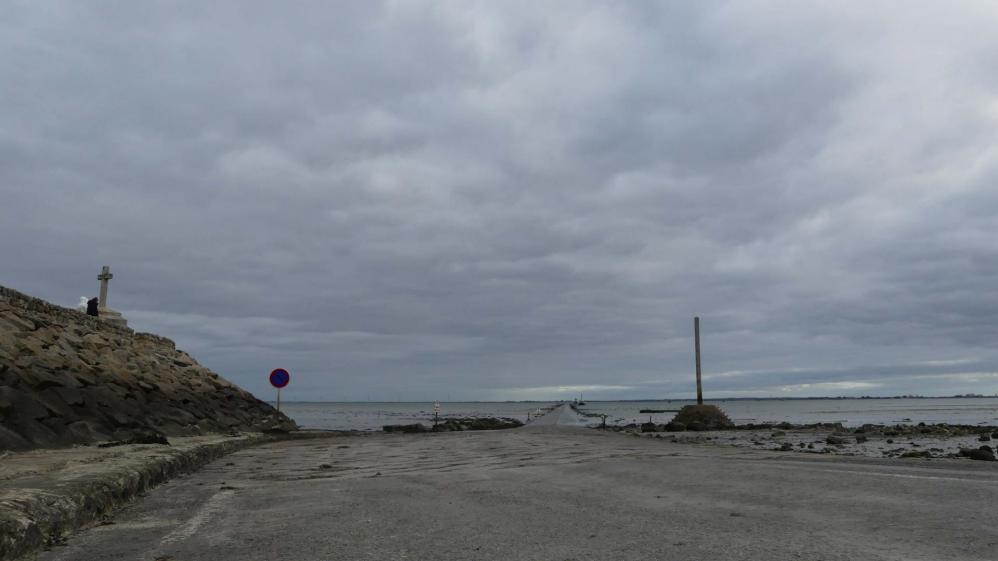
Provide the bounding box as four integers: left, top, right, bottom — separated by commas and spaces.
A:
97, 265, 114, 309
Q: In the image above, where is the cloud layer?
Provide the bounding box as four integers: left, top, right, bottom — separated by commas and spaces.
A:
4, 1, 998, 400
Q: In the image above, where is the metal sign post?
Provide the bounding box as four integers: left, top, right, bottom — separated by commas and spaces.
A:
269, 368, 291, 412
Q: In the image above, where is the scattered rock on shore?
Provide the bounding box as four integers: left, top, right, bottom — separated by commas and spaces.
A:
383, 423, 428, 433
899, 450, 932, 459
383, 417, 523, 434
434, 417, 523, 431
97, 429, 170, 448
959, 447, 996, 461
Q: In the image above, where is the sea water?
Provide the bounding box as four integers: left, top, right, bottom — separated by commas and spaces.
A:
279, 401, 557, 431
579, 398, 998, 427
279, 398, 998, 431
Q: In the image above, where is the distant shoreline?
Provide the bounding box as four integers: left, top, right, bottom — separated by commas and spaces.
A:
276, 395, 998, 404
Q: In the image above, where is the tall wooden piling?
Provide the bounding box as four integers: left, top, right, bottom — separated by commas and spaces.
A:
694, 316, 703, 405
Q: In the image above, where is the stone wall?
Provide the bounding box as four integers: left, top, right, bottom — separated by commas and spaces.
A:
0, 286, 297, 451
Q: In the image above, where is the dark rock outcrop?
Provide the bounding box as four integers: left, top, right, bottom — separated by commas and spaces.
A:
640, 422, 659, 433
0, 286, 297, 451
899, 450, 932, 459
385, 417, 524, 434
959, 447, 996, 461
383, 423, 428, 433
443, 417, 523, 431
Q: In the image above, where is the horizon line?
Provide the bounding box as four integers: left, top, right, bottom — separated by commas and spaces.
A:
270, 394, 998, 404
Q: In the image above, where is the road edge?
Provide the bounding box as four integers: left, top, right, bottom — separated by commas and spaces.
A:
0, 433, 291, 561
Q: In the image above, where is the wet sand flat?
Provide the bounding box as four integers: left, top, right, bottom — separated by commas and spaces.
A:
633, 426, 998, 458
36, 423, 998, 561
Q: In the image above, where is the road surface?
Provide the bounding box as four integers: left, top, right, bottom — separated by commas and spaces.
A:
38, 409, 998, 561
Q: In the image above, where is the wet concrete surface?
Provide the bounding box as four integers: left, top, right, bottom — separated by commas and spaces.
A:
37, 422, 998, 561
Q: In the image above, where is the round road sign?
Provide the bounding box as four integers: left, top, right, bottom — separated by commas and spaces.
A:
269, 368, 290, 389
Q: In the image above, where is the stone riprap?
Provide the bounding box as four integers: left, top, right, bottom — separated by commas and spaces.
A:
0, 285, 296, 451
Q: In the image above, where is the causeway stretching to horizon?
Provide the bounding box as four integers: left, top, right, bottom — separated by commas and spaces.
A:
7, 3, 998, 560
3, 287, 998, 560
28, 404, 998, 561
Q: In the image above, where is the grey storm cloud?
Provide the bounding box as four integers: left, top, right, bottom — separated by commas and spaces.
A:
3, 1, 998, 400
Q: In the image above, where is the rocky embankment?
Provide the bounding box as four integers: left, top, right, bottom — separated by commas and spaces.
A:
0, 286, 296, 451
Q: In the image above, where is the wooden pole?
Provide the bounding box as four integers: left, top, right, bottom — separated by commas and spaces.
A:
694, 316, 703, 405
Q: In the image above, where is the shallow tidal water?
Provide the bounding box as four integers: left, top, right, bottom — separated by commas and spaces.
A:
279, 398, 998, 431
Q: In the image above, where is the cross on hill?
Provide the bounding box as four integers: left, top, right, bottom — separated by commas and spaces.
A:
97, 265, 113, 309
94, 265, 127, 328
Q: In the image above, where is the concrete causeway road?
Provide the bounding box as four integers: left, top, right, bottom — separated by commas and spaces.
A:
39, 412, 998, 561
522, 402, 590, 428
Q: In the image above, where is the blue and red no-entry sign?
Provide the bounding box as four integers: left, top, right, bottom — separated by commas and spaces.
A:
269, 368, 291, 389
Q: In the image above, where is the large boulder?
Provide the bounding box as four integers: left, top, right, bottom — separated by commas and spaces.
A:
0, 286, 297, 451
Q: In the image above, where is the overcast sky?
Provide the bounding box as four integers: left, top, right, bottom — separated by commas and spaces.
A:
3, 1, 998, 401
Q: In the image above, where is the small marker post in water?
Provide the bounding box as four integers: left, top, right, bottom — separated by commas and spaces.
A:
694, 316, 703, 405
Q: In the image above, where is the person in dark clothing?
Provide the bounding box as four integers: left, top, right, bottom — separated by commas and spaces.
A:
86, 297, 99, 317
